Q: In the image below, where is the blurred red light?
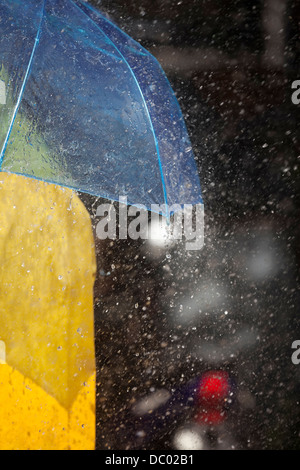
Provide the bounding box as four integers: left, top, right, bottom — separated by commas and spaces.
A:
196, 409, 225, 425
198, 371, 229, 403
196, 371, 230, 425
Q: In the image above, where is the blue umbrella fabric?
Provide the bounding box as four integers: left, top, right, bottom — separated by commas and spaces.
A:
0, 0, 202, 214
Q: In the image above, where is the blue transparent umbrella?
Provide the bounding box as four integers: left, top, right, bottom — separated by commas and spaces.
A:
0, 0, 202, 214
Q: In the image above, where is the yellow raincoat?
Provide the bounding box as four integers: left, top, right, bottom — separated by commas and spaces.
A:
0, 172, 96, 450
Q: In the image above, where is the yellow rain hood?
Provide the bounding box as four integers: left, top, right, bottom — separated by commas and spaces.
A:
0, 173, 96, 449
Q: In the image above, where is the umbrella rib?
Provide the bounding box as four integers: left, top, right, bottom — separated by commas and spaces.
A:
0, 0, 46, 169
70, 0, 169, 213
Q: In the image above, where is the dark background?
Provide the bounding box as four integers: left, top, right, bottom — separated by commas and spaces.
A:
84, 0, 300, 450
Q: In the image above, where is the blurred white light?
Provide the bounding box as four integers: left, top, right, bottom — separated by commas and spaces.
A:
247, 248, 276, 279
148, 218, 175, 249
191, 327, 258, 363
174, 281, 227, 324
173, 427, 204, 450
132, 389, 171, 416
241, 234, 283, 281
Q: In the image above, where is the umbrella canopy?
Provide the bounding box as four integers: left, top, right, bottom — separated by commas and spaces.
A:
0, 0, 202, 213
